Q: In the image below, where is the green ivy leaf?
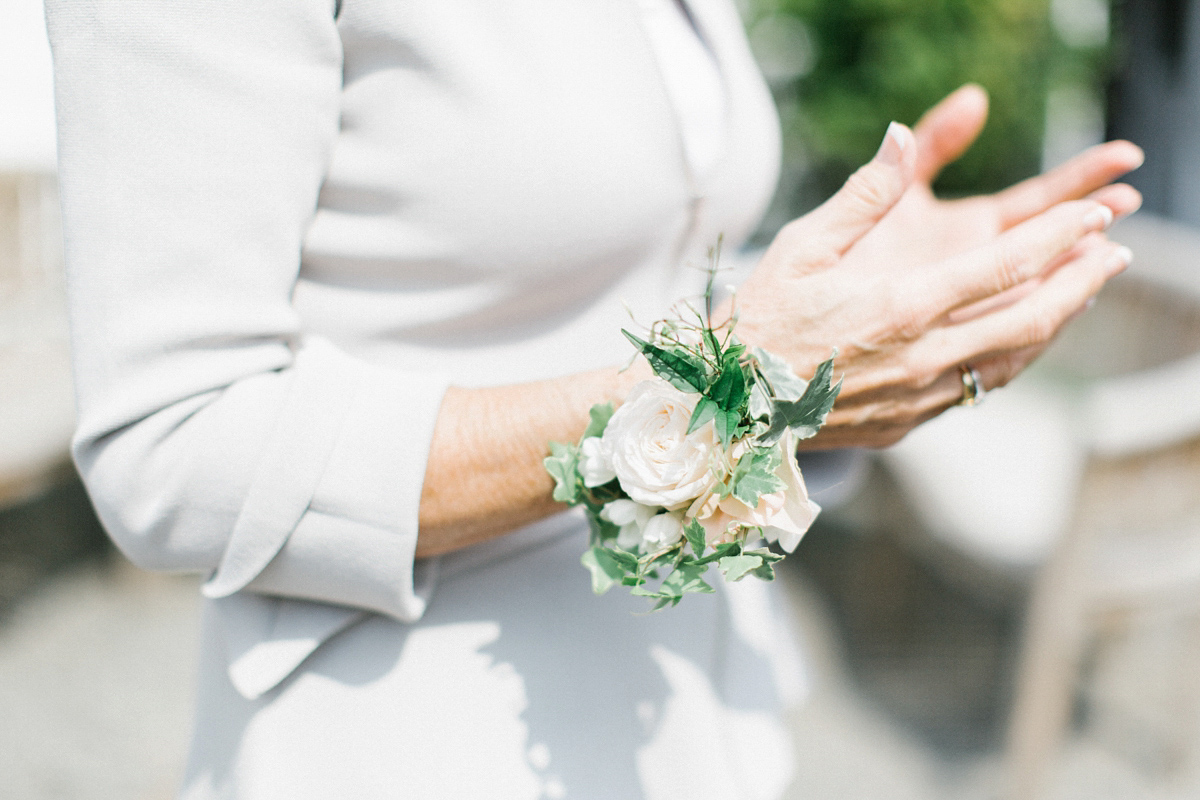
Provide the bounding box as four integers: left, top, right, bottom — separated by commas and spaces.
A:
718, 554, 763, 582
751, 562, 777, 581
544, 441, 581, 504
684, 519, 707, 558
762, 352, 842, 445
728, 447, 787, 508
752, 346, 808, 401
586, 511, 620, 545
661, 562, 715, 596
694, 540, 741, 566
583, 402, 614, 440
581, 547, 625, 594
606, 547, 640, 572
743, 547, 785, 565
622, 330, 708, 392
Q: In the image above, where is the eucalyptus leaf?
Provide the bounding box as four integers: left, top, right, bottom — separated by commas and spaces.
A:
718, 554, 763, 582
621, 330, 708, 392
581, 547, 625, 594
762, 353, 841, 445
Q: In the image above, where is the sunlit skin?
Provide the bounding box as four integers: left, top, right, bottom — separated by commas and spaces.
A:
415, 85, 1144, 558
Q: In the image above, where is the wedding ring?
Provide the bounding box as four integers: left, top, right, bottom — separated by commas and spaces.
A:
958, 365, 986, 407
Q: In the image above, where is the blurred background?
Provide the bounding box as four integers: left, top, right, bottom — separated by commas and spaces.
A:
4, 0, 1200, 797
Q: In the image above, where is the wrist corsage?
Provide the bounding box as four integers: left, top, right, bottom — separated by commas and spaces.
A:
544, 246, 841, 610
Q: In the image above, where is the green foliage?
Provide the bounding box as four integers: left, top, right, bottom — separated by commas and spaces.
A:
583, 403, 615, 439
718, 554, 764, 582
747, 0, 1056, 214
549, 249, 838, 610
727, 446, 786, 507
544, 441, 582, 504
762, 352, 841, 444
581, 546, 624, 594
622, 331, 709, 393
684, 519, 708, 558
752, 346, 809, 401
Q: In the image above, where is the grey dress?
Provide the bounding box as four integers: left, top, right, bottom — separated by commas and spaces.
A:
47, 0, 806, 796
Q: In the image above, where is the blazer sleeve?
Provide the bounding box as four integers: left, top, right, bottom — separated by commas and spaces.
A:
46, 0, 449, 622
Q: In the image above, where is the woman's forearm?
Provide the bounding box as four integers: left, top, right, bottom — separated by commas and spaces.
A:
415, 362, 651, 558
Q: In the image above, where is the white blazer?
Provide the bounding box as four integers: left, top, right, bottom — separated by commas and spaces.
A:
46, 0, 782, 701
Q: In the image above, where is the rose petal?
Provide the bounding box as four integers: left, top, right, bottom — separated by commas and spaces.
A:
580, 436, 616, 487
642, 513, 684, 549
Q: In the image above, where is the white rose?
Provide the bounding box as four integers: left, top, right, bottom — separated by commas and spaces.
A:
603, 379, 720, 510
600, 499, 656, 551
579, 436, 616, 487
641, 512, 684, 550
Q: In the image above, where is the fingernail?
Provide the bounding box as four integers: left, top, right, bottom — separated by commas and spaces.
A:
875, 122, 907, 166
1106, 245, 1133, 274
1083, 204, 1114, 232
1116, 193, 1144, 221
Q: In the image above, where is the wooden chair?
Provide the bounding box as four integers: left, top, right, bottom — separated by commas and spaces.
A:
1005, 214, 1200, 799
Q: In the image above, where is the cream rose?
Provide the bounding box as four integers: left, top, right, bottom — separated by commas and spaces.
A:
602, 379, 720, 509
692, 430, 819, 552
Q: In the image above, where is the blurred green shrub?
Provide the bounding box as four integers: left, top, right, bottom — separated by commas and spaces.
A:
746, 0, 1056, 218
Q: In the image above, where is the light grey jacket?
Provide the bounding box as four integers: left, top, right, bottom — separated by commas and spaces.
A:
46, 0, 781, 700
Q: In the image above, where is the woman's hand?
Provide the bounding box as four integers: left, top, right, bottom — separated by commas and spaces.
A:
417, 89, 1145, 555
736, 113, 1142, 449
852, 84, 1144, 273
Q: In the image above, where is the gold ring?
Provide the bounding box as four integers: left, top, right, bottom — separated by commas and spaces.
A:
958, 365, 986, 407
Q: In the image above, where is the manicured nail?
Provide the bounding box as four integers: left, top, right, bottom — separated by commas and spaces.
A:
1107, 245, 1133, 274
1084, 204, 1114, 232
1116, 193, 1144, 221
875, 121, 907, 166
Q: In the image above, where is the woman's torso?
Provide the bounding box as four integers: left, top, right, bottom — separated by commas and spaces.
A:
293, 0, 781, 385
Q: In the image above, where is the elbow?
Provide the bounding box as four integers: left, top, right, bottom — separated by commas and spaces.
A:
72, 413, 230, 575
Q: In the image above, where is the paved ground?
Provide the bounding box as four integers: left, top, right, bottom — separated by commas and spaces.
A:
0, 559, 198, 800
